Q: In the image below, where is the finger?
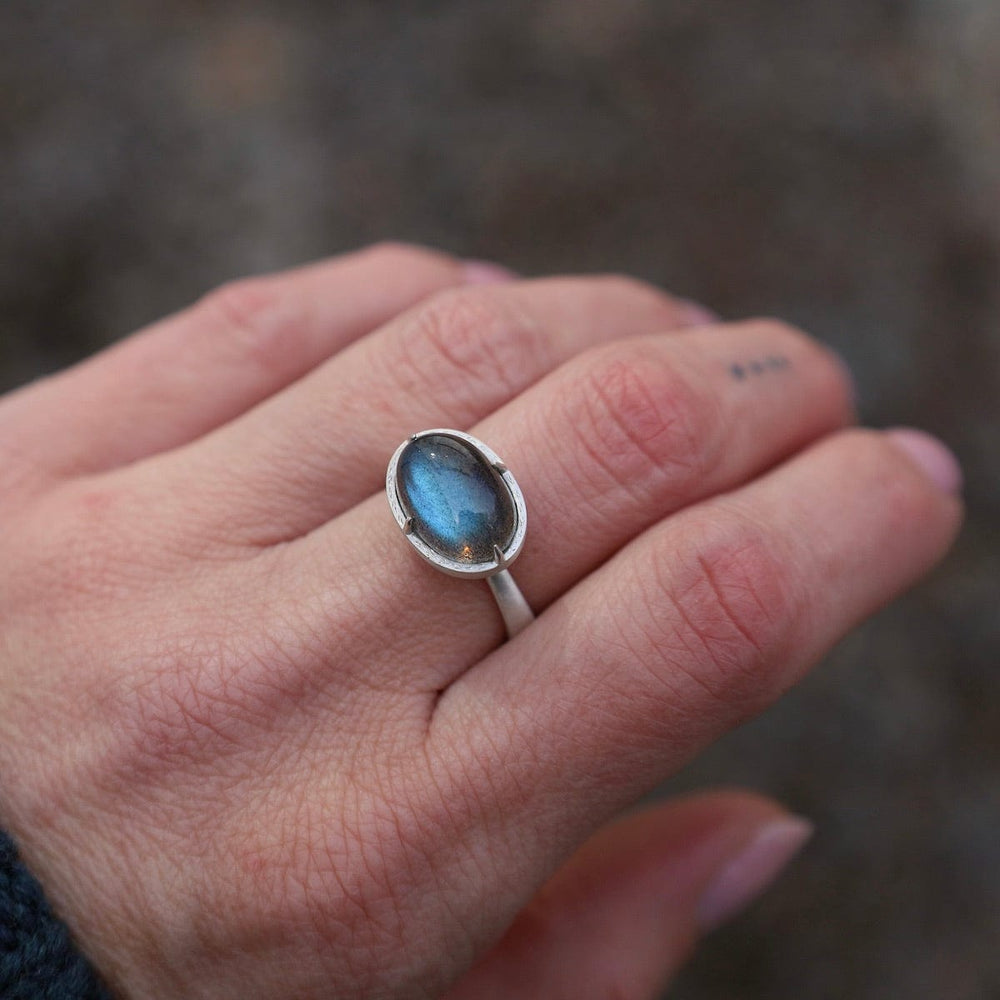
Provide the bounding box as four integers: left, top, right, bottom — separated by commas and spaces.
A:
0, 243, 470, 492
162, 276, 713, 543
432, 429, 961, 924
282, 318, 853, 691
446, 792, 812, 1000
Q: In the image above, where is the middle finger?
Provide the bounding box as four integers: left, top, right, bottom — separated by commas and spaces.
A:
160, 276, 709, 546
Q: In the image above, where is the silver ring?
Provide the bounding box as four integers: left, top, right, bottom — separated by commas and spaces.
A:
386, 429, 535, 639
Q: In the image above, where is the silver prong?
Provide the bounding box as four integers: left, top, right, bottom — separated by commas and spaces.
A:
410, 433, 418, 442
492, 461, 507, 474
403, 517, 414, 535
493, 544, 507, 570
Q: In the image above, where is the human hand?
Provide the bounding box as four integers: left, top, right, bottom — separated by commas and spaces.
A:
0, 244, 962, 998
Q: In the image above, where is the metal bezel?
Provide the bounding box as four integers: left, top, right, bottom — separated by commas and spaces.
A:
385, 428, 528, 579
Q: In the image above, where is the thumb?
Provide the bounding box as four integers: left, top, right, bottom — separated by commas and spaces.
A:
445, 790, 813, 1000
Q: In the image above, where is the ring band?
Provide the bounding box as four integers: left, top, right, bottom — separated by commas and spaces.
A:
385, 429, 535, 639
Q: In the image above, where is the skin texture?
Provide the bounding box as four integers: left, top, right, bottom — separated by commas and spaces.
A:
0, 244, 962, 999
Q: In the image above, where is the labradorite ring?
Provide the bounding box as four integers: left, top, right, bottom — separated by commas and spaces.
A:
386, 429, 535, 639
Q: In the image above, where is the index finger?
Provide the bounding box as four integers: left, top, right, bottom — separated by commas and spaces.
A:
0, 243, 467, 495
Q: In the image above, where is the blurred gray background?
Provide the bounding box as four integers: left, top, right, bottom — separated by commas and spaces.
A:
1, 2, 998, 997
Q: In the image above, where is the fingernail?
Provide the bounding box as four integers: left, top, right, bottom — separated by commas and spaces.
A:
678, 299, 720, 326
886, 428, 964, 496
461, 260, 519, 285
697, 817, 813, 932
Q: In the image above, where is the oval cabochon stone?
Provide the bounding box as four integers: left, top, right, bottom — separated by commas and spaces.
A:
397, 434, 516, 563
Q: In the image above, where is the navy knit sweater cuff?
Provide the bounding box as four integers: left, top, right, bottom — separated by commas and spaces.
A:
0, 830, 112, 1000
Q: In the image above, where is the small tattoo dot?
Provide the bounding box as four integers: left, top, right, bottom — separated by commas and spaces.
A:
730, 363, 746, 380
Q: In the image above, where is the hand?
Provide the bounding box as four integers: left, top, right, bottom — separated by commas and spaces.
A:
0, 244, 961, 999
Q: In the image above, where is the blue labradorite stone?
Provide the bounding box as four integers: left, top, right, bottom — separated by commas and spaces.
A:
397, 435, 516, 563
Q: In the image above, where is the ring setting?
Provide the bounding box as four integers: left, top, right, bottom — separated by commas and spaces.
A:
386, 429, 534, 638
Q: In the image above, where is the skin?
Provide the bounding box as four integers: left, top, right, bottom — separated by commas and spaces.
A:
0, 243, 962, 999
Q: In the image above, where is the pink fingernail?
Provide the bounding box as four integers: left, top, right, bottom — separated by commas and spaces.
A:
696, 817, 814, 931
886, 428, 964, 496
679, 299, 720, 326
461, 260, 519, 285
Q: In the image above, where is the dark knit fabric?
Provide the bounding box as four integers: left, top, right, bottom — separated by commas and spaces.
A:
0, 831, 111, 1000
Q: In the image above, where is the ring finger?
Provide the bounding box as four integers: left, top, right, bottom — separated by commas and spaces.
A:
271, 316, 854, 693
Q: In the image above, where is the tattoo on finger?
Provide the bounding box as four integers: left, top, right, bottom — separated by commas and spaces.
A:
729, 355, 791, 382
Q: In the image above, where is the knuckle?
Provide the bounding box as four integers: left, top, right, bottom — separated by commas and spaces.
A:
566, 342, 720, 503
402, 287, 547, 397
198, 275, 300, 372
637, 512, 796, 709
201, 275, 280, 340
4, 475, 212, 616
7, 484, 138, 607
